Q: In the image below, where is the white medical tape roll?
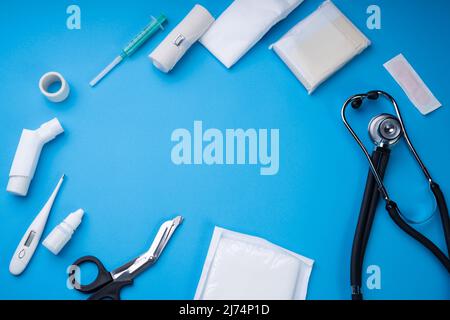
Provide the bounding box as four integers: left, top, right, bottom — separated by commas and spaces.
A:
149, 4, 214, 73
39, 72, 70, 103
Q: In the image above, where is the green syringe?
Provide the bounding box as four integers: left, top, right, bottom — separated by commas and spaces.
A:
90, 15, 167, 87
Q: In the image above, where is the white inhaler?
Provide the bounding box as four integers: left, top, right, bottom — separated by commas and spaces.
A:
7, 118, 64, 196
43, 209, 85, 255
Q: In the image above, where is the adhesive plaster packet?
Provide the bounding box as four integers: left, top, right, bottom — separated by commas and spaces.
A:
384, 53, 442, 115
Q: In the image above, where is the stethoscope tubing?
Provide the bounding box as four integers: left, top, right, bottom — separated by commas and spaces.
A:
350, 147, 391, 300
342, 90, 450, 300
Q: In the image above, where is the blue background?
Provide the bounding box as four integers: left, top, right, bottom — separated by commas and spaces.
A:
0, 0, 449, 300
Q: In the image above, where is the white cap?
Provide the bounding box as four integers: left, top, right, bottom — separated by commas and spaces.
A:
6, 176, 31, 196
43, 209, 84, 255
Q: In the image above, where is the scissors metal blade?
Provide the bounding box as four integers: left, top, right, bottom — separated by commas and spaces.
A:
112, 216, 183, 280
147, 215, 183, 259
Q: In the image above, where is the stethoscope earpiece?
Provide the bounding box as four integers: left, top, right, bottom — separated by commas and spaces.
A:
351, 98, 363, 109
351, 91, 380, 110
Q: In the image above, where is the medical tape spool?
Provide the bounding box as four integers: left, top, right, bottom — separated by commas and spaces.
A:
149, 4, 215, 73
39, 72, 70, 103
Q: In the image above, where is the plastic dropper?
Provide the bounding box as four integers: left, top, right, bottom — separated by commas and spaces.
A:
90, 15, 167, 87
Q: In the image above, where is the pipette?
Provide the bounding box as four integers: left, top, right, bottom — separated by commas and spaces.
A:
90, 15, 167, 87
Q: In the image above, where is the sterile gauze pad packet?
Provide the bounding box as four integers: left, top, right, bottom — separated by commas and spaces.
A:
194, 227, 314, 300
384, 54, 442, 115
271, 0, 371, 94
200, 0, 304, 68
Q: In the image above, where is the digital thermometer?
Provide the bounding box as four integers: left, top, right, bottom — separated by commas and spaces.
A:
9, 175, 65, 276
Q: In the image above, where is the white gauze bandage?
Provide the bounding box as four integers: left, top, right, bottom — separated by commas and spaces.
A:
200, 0, 304, 68
384, 54, 442, 115
271, 0, 370, 94
194, 227, 314, 300
149, 5, 214, 73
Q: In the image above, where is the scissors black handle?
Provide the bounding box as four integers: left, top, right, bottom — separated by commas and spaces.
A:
86, 277, 134, 300
69, 255, 134, 300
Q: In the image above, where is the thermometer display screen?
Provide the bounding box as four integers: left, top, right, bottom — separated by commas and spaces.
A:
25, 231, 36, 247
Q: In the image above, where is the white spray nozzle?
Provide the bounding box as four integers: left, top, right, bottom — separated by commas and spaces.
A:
65, 209, 85, 229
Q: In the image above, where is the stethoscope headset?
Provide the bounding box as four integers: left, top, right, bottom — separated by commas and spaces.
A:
341, 90, 450, 300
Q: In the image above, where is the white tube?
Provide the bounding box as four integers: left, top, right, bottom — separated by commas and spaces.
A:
149, 5, 214, 73
7, 118, 64, 196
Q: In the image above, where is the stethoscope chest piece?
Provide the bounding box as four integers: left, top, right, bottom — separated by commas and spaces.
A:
368, 113, 402, 148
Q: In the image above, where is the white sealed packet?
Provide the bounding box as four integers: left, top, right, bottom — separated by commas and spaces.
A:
195, 227, 314, 300
271, 0, 370, 94
200, 0, 304, 68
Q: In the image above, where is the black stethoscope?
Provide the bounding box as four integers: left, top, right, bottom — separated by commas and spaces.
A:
341, 90, 450, 300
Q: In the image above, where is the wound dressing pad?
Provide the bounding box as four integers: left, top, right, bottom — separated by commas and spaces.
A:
194, 227, 314, 300
149, 5, 214, 73
271, 0, 370, 94
384, 54, 442, 115
200, 0, 304, 68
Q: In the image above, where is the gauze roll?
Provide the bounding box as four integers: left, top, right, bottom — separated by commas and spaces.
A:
271, 0, 370, 94
200, 0, 304, 68
195, 227, 314, 300
149, 5, 214, 73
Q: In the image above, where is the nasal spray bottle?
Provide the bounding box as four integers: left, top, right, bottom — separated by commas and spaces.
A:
43, 209, 85, 255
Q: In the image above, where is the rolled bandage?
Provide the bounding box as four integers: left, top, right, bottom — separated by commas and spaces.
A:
149, 5, 214, 73
39, 72, 70, 103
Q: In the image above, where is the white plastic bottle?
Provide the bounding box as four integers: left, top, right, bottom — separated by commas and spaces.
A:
43, 209, 85, 255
